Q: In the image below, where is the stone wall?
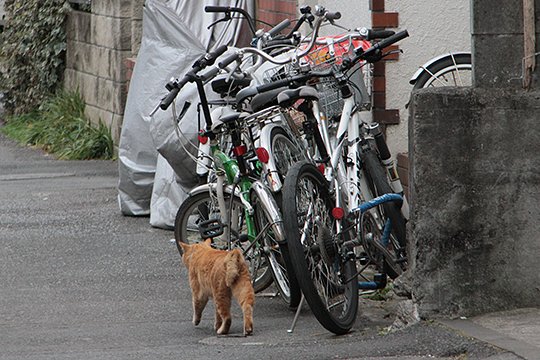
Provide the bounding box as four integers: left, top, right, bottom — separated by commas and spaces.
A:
408, 0, 540, 318
64, 0, 144, 143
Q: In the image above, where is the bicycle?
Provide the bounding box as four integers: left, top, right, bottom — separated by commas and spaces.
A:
256, 28, 411, 334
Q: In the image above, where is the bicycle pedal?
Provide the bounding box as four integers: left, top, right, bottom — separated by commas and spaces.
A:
198, 219, 225, 239
357, 251, 370, 265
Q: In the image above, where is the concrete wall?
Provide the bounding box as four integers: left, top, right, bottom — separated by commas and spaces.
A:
0, 0, 5, 26
409, 87, 540, 317
64, 0, 144, 143
408, 0, 540, 317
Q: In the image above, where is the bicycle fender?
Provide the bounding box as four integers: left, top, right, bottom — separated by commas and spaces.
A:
250, 181, 287, 244
258, 122, 286, 193
409, 52, 471, 85
187, 183, 241, 198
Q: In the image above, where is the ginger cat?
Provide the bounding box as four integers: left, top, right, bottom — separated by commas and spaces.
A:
179, 239, 255, 336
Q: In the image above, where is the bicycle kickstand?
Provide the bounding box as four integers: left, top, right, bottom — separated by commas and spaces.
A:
287, 294, 305, 333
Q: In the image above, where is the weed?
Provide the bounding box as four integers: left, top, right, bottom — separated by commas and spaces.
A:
0, 91, 114, 160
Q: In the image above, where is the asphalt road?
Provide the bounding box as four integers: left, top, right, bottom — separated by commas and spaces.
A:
0, 133, 520, 360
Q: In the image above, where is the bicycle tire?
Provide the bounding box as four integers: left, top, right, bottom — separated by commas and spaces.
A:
361, 150, 407, 279
283, 161, 358, 334
264, 125, 306, 208
269, 126, 305, 181
174, 191, 274, 293
413, 53, 472, 89
251, 190, 302, 308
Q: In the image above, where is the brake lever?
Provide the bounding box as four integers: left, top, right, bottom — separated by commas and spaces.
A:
207, 14, 231, 30
381, 49, 403, 58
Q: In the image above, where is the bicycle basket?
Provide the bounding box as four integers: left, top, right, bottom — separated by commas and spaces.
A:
262, 62, 298, 83
305, 36, 372, 119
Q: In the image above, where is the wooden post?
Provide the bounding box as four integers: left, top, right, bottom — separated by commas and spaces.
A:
523, 0, 536, 89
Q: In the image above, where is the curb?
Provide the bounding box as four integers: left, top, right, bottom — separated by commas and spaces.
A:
440, 318, 538, 360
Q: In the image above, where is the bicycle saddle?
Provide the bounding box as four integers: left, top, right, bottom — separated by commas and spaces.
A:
277, 86, 319, 108
210, 112, 242, 131
211, 76, 252, 97
250, 87, 288, 112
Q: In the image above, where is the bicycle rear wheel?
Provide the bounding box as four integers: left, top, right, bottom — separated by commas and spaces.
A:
251, 185, 301, 308
413, 53, 472, 89
282, 161, 358, 334
174, 191, 274, 293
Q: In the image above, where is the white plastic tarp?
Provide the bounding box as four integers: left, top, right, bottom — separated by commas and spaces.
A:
118, 0, 253, 228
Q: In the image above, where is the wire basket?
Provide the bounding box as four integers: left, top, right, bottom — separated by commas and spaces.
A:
307, 37, 370, 119
262, 62, 298, 83
313, 77, 342, 120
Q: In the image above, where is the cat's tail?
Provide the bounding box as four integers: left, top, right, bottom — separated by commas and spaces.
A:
225, 249, 244, 287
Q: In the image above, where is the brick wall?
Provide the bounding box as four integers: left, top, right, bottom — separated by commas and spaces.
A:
256, 0, 297, 30
370, 0, 401, 127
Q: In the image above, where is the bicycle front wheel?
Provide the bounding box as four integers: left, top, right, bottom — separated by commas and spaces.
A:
174, 191, 274, 293
282, 161, 358, 334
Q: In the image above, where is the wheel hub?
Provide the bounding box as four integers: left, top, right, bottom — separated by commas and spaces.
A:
317, 224, 337, 265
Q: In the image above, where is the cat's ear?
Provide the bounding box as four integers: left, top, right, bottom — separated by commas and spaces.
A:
203, 238, 212, 246
179, 242, 189, 254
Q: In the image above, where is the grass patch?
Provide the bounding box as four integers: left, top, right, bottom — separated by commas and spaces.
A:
0, 91, 114, 160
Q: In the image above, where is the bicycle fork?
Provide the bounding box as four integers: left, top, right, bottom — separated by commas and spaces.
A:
347, 193, 404, 290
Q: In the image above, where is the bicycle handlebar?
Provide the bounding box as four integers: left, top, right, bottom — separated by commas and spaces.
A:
160, 86, 182, 110
236, 30, 409, 104
204, 6, 256, 36
359, 28, 395, 40
268, 19, 291, 37
159, 45, 229, 110
373, 29, 409, 51
204, 6, 230, 13
194, 44, 228, 69
325, 11, 341, 21
218, 51, 240, 69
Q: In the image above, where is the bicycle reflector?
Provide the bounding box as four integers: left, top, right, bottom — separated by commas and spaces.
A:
232, 145, 247, 156
332, 207, 345, 220
317, 164, 325, 174
197, 134, 208, 144
255, 147, 270, 163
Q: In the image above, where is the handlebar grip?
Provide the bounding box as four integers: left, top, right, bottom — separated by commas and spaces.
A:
218, 51, 240, 68
204, 6, 230, 13
325, 11, 341, 21
268, 19, 291, 37
208, 44, 228, 62
257, 78, 292, 93
199, 66, 220, 82
265, 38, 297, 48
368, 29, 395, 40
375, 29, 409, 50
160, 87, 180, 110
